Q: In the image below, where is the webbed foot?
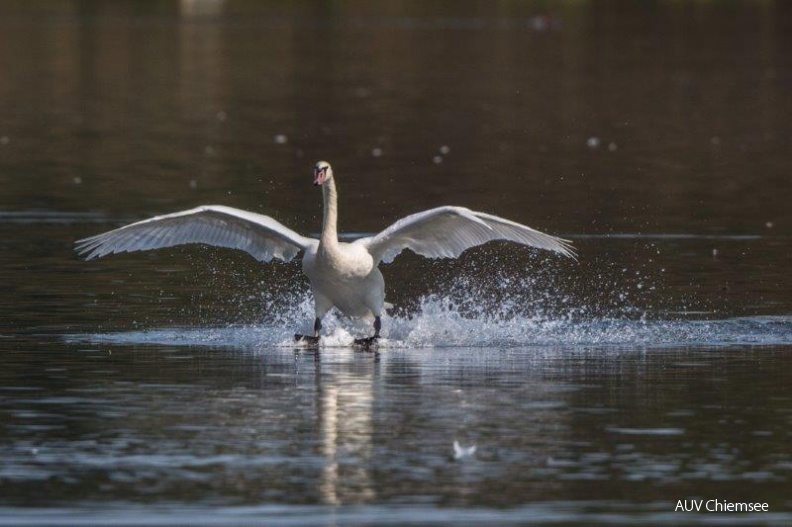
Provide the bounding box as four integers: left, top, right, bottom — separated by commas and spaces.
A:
294, 334, 320, 344
353, 336, 379, 348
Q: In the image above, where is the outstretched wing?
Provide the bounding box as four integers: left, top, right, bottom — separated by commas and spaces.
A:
358, 206, 575, 264
75, 205, 316, 263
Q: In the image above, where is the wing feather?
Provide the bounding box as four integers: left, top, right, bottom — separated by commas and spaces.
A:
359, 206, 574, 264
75, 205, 315, 263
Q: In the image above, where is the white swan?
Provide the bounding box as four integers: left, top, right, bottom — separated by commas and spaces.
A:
76, 161, 574, 344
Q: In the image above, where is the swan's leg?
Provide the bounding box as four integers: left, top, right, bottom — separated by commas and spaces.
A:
311, 294, 331, 338
293, 315, 325, 344
354, 315, 381, 348
355, 272, 385, 348
295, 292, 331, 343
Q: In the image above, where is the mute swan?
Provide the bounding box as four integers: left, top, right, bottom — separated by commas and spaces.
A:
76, 161, 574, 345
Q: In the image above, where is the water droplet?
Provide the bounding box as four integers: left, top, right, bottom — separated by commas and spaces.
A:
274, 134, 288, 144
587, 137, 600, 149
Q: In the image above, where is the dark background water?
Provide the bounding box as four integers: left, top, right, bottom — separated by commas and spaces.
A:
0, 1, 790, 525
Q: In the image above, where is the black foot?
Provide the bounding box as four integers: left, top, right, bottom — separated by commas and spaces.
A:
294, 334, 320, 344
353, 336, 379, 348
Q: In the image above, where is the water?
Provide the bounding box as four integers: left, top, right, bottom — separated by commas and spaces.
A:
1, 1, 791, 525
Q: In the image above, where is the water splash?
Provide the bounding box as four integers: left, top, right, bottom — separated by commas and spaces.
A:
67, 252, 792, 349
70, 285, 792, 350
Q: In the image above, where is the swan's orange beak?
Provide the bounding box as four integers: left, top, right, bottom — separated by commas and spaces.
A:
313, 167, 328, 186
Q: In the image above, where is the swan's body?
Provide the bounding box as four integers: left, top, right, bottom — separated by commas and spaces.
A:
77, 161, 574, 342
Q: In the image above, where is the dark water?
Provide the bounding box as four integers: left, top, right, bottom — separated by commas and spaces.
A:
1, 1, 791, 525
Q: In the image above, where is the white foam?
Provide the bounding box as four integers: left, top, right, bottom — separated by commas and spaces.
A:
67, 269, 792, 350
70, 291, 792, 351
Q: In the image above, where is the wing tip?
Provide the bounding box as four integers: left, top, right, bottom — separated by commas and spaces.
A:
556, 238, 578, 262
74, 233, 118, 261
551, 237, 577, 261
74, 237, 98, 260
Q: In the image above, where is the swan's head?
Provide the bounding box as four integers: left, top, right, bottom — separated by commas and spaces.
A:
313, 161, 333, 186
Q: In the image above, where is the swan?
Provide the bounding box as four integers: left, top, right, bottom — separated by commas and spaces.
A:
76, 161, 575, 345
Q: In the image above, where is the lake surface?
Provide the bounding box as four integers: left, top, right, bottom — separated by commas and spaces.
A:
0, 1, 790, 525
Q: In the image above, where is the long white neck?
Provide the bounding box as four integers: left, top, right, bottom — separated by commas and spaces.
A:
320, 176, 339, 247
